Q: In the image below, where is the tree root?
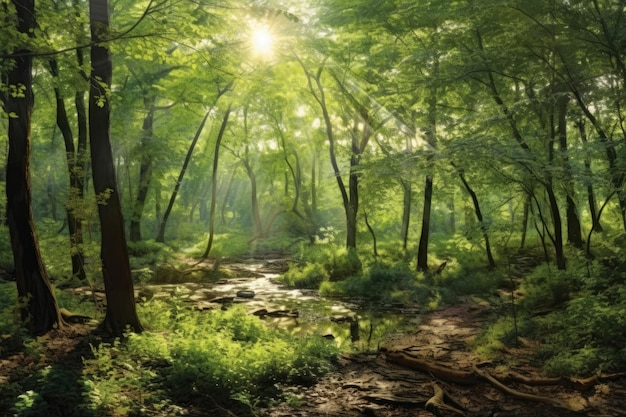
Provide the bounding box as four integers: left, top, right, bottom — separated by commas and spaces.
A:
384, 349, 587, 412
472, 365, 575, 411
425, 382, 466, 416
383, 350, 479, 384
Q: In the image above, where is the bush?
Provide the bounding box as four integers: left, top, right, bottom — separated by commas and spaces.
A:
79, 301, 338, 415
280, 263, 329, 289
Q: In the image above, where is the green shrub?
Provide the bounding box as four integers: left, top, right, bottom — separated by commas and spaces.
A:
78, 300, 338, 415
280, 262, 329, 289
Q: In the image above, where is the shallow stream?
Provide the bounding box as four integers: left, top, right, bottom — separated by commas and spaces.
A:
79, 262, 422, 347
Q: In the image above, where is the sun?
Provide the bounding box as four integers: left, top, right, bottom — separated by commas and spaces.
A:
250, 24, 274, 58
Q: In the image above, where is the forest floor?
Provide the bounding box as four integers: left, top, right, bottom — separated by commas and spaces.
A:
2, 265, 625, 417
264, 301, 626, 417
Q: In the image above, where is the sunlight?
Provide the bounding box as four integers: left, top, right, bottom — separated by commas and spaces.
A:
251, 24, 274, 58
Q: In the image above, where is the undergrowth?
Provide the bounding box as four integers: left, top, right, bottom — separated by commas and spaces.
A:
474, 238, 626, 376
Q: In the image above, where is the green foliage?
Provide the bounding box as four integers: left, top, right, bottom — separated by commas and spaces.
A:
280, 262, 329, 288
294, 244, 362, 282
518, 264, 584, 310
320, 261, 422, 304
475, 247, 626, 376
77, 301, 338, 415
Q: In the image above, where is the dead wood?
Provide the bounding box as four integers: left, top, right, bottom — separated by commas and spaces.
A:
425, 382, 466, 416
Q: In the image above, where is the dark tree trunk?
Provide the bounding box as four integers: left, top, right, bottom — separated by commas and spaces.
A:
89, 0, 141, 334
547, 129, 566, 270
417, 175, 433, 271
48, 58, 86, 280
130, 94, 155, 242
364, 210, 378, 257
300, 63, 355, 250
400, 179, 411, 250
5, 0, 62, 335
156, 110, 210, 243
555, 91, 583, 248
201, 105, 231, 259
453, 164, 496, 268
520, 194, 530, 248
576, 119, 603, 232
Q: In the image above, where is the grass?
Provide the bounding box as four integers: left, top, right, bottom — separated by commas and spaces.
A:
0, 288, 339, 416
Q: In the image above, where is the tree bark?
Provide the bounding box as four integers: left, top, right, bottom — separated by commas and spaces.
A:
555, 90, 583, 248
155, 110, 210, 243
5, 0, 62, 335
417, 175, 433, 271
130, 93, 155, 242
201, 105, 231, 259
576, 119, 603, 232
400, 179, 411, 251
89, 0, 142, 334
48, 58, 87, 280
453, 163, 496, 268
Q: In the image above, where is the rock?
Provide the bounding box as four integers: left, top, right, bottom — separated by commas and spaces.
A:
236, 290, 256, 299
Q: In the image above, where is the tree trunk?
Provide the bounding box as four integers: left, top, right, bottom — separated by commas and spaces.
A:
520, 194, 530, 248
48, 58, 87, 280
454, 164, 496, 268
417, 175, 433, 271
576, 119, 602, 232
201, 105, 231, 259
5, 0, 62, 335
130, 94, 155, 242
156, 110, 210, 243
89, 0, 141, 334
400, 179, 411, 250
555, 90, 583, 248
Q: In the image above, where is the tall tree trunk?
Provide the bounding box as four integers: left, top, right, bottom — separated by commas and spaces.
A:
156, 110, 210, 243
48, 58, 86, 280
520, 194, 530, 248
201, 105, 231, 259
555, 90, 583, 248
547, 123, 566, 270
300, 62, 354, 249
453, 163, 496, 268
400, 179, 412, 251
576, 119, 602, 232
416, 175, 433, 271
5, 0, 61, 335
130, 94, 155, 242
417, 66, 438, 272
89, 0, 141, 334
243, 157, 264, 238
477, 29, 564, 269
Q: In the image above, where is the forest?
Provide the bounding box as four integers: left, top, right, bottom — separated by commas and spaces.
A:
1, 0, 626, 416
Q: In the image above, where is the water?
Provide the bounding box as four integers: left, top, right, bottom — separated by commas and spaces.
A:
77, 262, 421, 347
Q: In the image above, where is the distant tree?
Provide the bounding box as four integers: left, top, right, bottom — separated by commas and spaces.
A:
4, 0, 62, 334
88, 0, 141, 334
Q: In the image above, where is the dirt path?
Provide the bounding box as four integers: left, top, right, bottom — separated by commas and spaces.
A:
264, 302, 626, 417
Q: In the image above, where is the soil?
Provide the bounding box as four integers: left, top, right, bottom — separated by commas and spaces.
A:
263, 302, 626, 417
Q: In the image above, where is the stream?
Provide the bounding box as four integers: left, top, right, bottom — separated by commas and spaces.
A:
74, 261, 421, 346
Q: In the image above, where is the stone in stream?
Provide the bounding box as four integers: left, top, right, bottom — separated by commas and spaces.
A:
236, 290, 256, 299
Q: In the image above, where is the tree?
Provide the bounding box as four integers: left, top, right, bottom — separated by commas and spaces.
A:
4, 0, 62, 334
88, 0, 141, 334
